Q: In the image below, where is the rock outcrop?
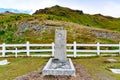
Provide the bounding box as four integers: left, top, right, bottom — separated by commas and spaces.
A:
33, 5, 83, 15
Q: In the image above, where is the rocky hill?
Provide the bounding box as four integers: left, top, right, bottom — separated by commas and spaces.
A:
0, 5, 120, 44
33, 5, 120, 32
34, 5, 83, 15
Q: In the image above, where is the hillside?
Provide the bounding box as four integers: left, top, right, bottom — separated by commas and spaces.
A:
0, 5, 120, 44
34, 5, 120, 32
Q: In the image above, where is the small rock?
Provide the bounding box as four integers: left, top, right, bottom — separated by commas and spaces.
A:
107, 59, 117, 62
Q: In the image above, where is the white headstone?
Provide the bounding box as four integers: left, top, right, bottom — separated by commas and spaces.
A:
42, 28, 75, 76
54, 30, 67, 62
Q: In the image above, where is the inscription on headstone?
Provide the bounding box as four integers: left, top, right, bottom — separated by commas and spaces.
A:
54, 30, 67, 62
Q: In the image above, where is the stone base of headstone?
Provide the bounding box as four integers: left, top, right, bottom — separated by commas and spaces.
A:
42, 58, 75, 76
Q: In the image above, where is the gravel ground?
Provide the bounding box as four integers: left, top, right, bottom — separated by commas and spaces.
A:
14, 63, 93, 80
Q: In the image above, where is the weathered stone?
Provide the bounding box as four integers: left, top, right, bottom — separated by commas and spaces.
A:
42, 58, 75, 76
90, 29, 120, 40
54, 30, 67, 62
42, 29, 75, 76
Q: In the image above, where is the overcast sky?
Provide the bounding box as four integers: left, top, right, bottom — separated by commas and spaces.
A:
0, 0, 120, 17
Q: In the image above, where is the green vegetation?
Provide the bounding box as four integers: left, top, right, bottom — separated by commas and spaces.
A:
0, 12, 31, 43
0, 56, 120, 80
0, 5, 120, 44
33, 5, 120, 32
0, 57, 48, 80
73, 56, 120, 80
1, 6, 120, 80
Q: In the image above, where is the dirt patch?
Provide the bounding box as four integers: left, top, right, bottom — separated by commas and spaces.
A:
14, 63, 93, 80
93, 69, 116, 80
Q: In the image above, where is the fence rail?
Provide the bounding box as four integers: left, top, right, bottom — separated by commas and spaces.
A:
0, 41, 120, 57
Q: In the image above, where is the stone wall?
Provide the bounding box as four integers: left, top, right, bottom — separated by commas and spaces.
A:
90, 29, 120, 40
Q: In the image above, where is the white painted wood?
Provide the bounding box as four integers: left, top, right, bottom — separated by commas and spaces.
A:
76, 44, 97, 46
15, 48, 18, 58
77, 54, 97, 57
5, 50, 26, 53
67, 44, 74, 46
66, 50, 74, 52
29, 44, 52, 46
100, 50, 119, 52
119, 42, 120, 55
97, 42, 100, 56
0, 44, 2, 47
0, 41, 120, 57
77, 50, 97, 52
100, 44, 119, 47
26, 41, 30, 56
2, 43, 6, 57
74, 41, 77, 57
52, 42, 55, 56
30, 49, 52, 52
5, 44, 26, 47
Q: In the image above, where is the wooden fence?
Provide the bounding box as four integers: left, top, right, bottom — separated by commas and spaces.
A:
0, 41, 120, 57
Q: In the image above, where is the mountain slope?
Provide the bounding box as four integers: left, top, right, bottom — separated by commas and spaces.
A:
33, 5, 120, 32
0, 5, 120, 44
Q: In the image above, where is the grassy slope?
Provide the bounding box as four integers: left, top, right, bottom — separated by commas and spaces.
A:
0, 6, 120, 44
0, 57, 48, 80
33, 5, 120, 32
0, 57, 120, 80
0, 13, 33, 43
73, 56, 120, 80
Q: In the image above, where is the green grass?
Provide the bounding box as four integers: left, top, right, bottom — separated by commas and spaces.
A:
5, 52, 52, 56
0, 10, 120, 44
0, 57, 48, 80
77, 52, 97, 54
73, 56, 120, 80
0, 56, 120, 80
33, 5, 120, 32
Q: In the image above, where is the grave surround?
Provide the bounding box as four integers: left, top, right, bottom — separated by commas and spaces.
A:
42, 58, 75, 76
42, 29, 75, 76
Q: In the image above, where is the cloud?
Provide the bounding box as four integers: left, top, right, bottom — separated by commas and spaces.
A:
0, 0, 57, 10
102, 1, 120, 17
0, 0, 58, 15
0, 0, 120, 17
66, 0, 120, 17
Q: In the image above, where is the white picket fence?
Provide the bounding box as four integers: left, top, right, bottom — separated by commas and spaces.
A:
0, 41, 120, 57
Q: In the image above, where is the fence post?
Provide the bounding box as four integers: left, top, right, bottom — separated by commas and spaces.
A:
52, 42, 55, 57
26, 41, 30, 56
119, 42, 120, 55
74, 41, 77, 57
97, 42, 100, 56
2, 43, 6, 57
15, 48, 18, 58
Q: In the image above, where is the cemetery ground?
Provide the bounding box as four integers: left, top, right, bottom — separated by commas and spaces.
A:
0, 56, 120, 80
